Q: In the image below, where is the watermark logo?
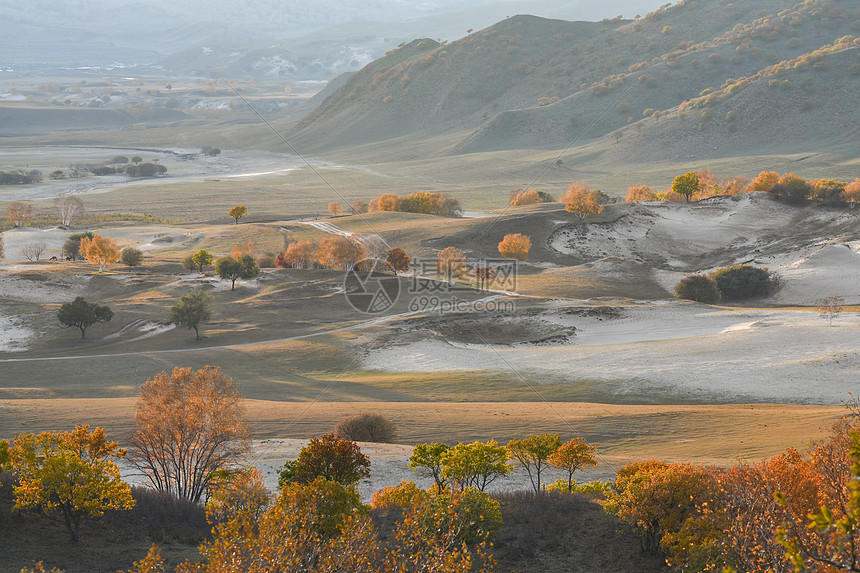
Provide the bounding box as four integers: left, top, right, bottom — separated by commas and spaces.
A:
343, 259, 401, 314
343, 257, 518, 315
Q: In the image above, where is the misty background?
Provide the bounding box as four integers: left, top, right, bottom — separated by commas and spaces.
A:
0, 0, 667, 80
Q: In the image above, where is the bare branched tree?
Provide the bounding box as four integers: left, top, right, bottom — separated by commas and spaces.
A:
21, 242, 47, 261
55, 194, 84, 226
817, 296, 844, 327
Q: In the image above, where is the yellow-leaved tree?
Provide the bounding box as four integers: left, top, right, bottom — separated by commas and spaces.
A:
560, 182, 603, 218
9, 425, 134, 541
79, 234, 120, 272
498, 233, 531, 261
626, 185, 658, 202
228, 205, 247, 224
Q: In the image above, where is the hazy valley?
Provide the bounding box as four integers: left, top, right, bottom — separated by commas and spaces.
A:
1, 0, 860, 571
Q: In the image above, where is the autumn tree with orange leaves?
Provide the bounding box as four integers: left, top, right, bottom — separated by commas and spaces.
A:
549, 438, 597, 493
386, 247, 410, 275
124, 476, 493, 573
9, 425, 134, 541
79, 234, 120, 272
560, 182, 603, 218
328, 201, 344, 216
280, 239, 318, 268
315, 235, 366, 270
746, 171, 780, 193
843, 178, 860, 206
130, 366, 250, 503
626, 185, 659, 202
437, 246, 466, 284
498, 233, 531, 261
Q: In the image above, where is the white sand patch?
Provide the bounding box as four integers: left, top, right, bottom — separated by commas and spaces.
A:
549, 194, 858, 274
0, 273, 89, 303
363, 304, 858, 404
129, 322, 176, 341
1, 227, 69, 263
0, 313, 35, 352
768, 243, 860, 306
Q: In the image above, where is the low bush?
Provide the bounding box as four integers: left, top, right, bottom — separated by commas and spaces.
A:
675, 274, 721, 303
709, 265, 774, 300
334, 413, 398, 443
104, 485, 208, 544
545, 478, 612, 494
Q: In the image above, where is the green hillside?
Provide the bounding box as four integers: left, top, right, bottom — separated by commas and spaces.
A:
291, 0, 860, 158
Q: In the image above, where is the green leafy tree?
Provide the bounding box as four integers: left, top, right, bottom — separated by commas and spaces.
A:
228, 205, 247, 224
215, 255, 259, 290
675, 274, 721, 304
507, 433, 562, 494
672, 171, 699, 202
441, 440, 513, 492
169, 290, 213, 341
9, 425, 134, 541
191, 249, 214, 272
121, 247, 144, 267
62, 231, 93, 261
278, 433, 371, 488
769, 173, 811, 204
58, 297, 113, 339
710, 265, 773, 300
549, 438, 598, 492
409, 443, 451, 493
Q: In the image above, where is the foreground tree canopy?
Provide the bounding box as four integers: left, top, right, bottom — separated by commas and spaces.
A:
279, 433, 371, 488
7, 425, 134, 541
130, 366, 250, 503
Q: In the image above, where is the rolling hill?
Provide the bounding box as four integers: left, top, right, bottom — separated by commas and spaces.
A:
292, 0, 860, 160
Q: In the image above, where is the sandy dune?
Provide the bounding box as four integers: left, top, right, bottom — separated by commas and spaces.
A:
363, 303, 859, 405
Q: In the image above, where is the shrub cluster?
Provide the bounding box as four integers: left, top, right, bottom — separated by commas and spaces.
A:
367, 191, 461, 217
602, 419, 860, 572
334, 413, 398, 443
675, 265, 775, 303
508, 188, 555, 206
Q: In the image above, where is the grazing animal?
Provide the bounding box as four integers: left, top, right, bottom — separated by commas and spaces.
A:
65, 257, 72, 261
49, 256, 58, 261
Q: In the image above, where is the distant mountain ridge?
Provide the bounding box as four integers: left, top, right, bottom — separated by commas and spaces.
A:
291, 0, 860, 160
0, 0, 663, 75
